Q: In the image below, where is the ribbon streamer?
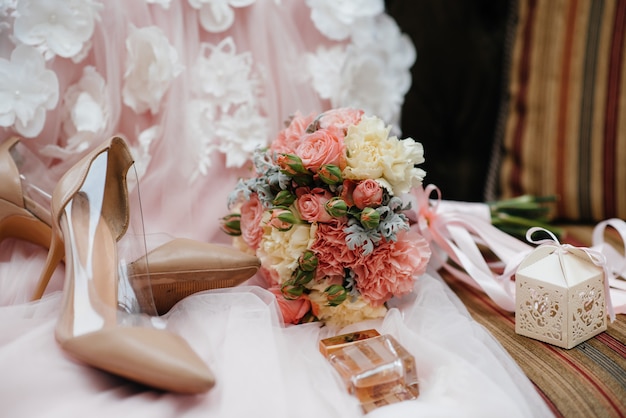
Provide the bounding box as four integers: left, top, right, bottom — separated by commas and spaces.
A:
408, 184, 625, 320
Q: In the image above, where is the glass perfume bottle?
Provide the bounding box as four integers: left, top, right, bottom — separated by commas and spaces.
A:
321, 331, 420, 411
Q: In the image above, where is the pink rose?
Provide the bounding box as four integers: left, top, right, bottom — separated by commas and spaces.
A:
240, 194, 264, 250
353, 179, 383, 209
269, 287, 311, 325
318, 108, 364, 134
296, 187, 334, 223
270, 111, 316, 155
310, 220, 358, 281
353, 230, 431, 306
295, 126, 345, 173
260, 266, 280, 287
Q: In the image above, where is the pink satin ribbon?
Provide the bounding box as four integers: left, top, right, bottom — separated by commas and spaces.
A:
408, 184, 625, 320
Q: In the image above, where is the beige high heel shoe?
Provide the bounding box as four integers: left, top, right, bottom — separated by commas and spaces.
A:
48, 136, 214, 393
0, 137, 52, 252
0, 137, 260, 313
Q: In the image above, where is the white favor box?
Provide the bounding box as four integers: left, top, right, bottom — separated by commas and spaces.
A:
515, 245, 607, 349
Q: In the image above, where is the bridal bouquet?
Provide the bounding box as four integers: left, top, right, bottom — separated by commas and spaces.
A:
222, 108, 431, 327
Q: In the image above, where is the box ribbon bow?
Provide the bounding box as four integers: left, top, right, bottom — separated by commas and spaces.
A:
525, 227, 615, 322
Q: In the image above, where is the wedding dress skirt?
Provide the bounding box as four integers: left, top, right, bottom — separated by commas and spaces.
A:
0, 1, 551, 416
0, 241, 551, 417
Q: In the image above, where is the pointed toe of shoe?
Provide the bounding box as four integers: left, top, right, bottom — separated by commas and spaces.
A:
60, 327, 215, 394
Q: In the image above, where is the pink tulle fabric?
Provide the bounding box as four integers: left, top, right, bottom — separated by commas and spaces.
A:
0, 1, 552, 416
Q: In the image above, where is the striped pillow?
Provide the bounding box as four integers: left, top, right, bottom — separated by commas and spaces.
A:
494, 0, 626, 222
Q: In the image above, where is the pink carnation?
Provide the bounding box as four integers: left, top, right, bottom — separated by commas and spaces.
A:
296, 126, 346, 173
318, 108, 364, 134
354, 230, 431, 306
311, 220, 358, 281
269, 287, 311, 325
270, 111, 316, 155
296, 187, 334, 223
240, 194, 264, 250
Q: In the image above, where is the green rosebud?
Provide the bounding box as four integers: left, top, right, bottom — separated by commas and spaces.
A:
273, 190, 296, 207
359, 206, 380, 229
293, 268, 315, 286
220, 213, 241, 236
281, 280, 304, 300
268, 208, 297, 231
318, 164, 343, 185
298, 250, 318, 272
277, 153, 308, 176
325, 284, 348, 306
325, 197, 348, 218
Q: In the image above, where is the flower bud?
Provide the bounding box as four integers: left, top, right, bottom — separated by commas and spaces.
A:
281, 280, 304, 300
298, 250, 318, 272
318, 164, 343, 185
293, 268, 315, 286
277, 153, 308, 176
220, 213, 241, 236
325, 284, 348, 306
273, 190, 296, 207
268, 208, 297, 231
325, 197, 348, 218
359, 207, 380, 229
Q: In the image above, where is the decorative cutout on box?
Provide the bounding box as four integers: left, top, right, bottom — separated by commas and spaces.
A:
515, 228, 610, 349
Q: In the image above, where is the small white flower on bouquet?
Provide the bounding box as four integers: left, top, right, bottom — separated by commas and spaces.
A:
123, 25, 184, 115
13, 0, 103, 60
0, 45, 58, 137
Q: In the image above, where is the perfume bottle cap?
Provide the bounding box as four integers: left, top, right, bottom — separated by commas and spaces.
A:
318, 329, 380, 358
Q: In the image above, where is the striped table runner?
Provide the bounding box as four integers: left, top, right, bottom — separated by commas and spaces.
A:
442, 225, 626, 417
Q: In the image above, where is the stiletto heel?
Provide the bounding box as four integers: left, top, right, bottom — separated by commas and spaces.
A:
0, 137, 259, 307
49, 136, 214, 393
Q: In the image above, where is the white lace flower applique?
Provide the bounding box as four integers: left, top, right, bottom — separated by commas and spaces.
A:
188, 0, 255, 33
307, 14, 416, 126
305, 0, 383, 41
122, 25, 184, 115
0, 1, 16, 33
187, 37, 268, 179
13, 0, 103, 61
40, 66, 110, 159
0, 45, 58, 138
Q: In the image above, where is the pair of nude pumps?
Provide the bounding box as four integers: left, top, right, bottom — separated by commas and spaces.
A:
0, 136, 260, 394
